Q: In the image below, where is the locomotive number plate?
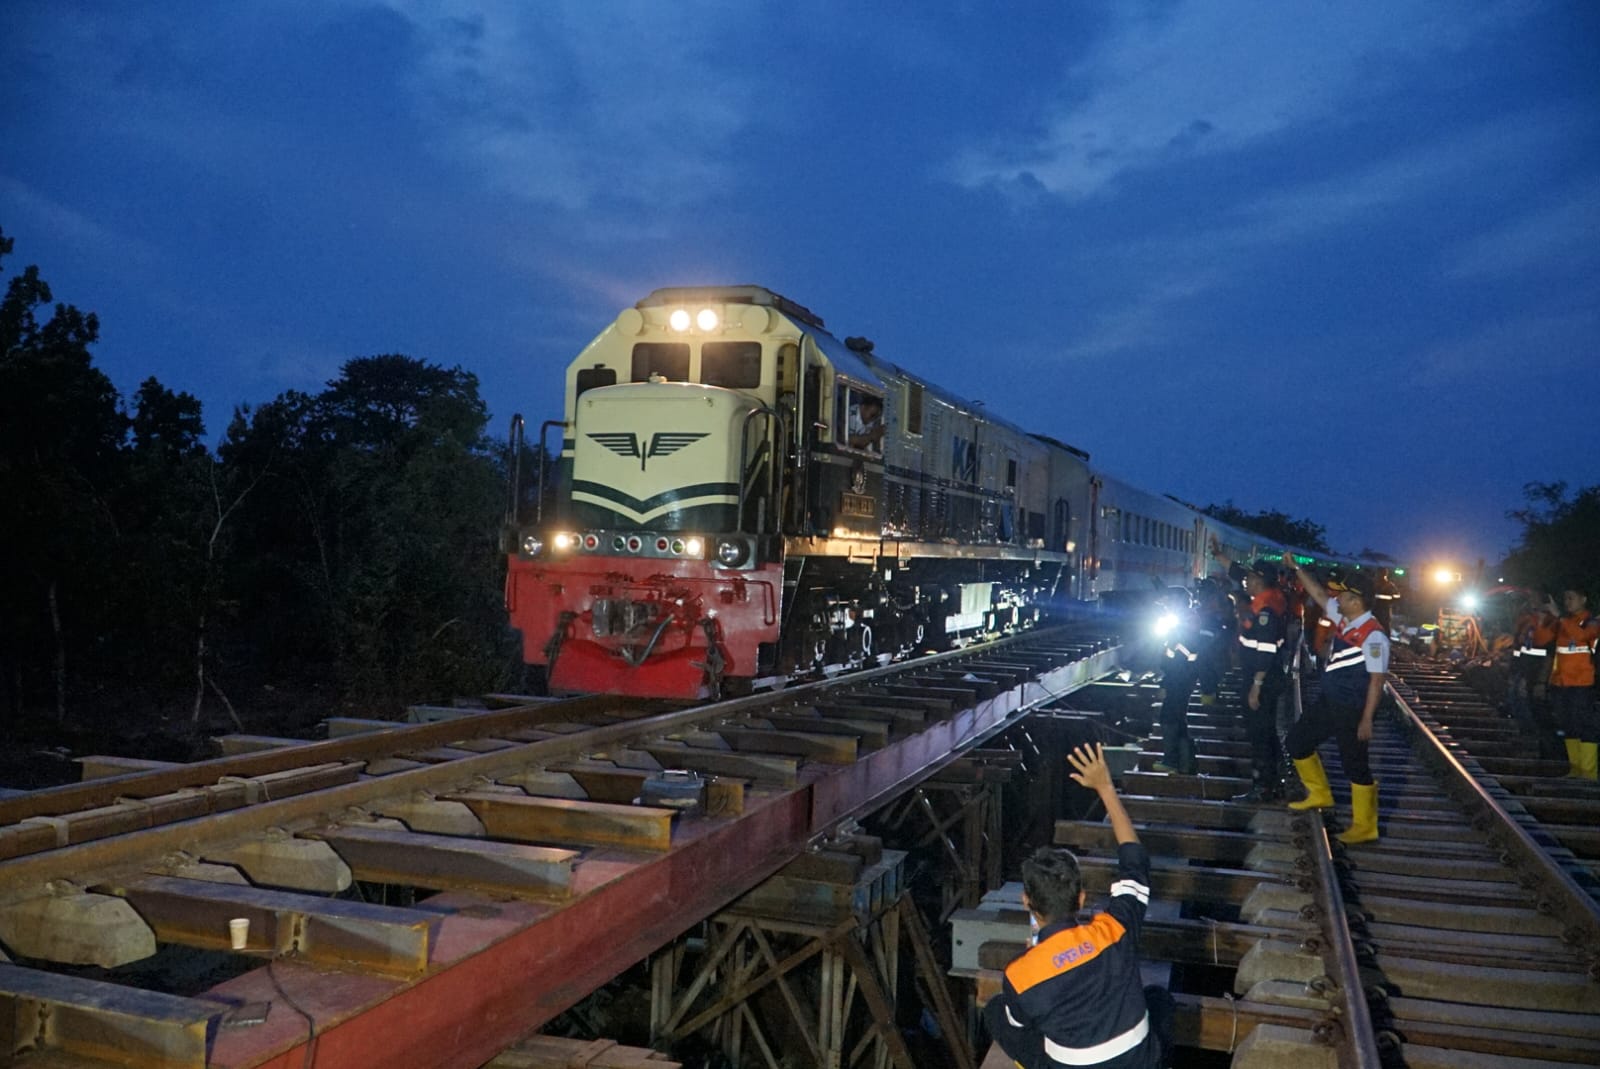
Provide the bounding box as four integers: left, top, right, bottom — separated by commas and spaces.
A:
840, 493, 876, 518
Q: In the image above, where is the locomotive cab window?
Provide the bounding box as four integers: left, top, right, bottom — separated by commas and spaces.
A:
631, 343, 690, 382
702, 341, 763, 388
839, 387, 885, 453
575, 364, 617, 399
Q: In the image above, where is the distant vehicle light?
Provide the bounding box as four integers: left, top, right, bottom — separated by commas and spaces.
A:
696, 308, 720, 331
521, 535, 544, 556
669, 309, 691, 332
1433, 567, 1457, 585
1460, 593, 1480, 611
552, 532, 576, 551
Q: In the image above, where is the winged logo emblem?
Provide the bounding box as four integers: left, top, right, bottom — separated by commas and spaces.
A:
587, 431, 708, 470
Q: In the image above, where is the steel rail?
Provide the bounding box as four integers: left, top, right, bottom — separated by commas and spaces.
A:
0, 625, 1106, 832
1287, 640, 1383, 1069
1385, 675, 1600, 953
0, 628, 1106, 890
1300, 811, 1383, 1069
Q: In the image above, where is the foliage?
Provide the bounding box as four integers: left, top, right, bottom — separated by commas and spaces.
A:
1502, 482, 1600, 600
0, 227, 121, 716
1202, 500, 1332, 553
220, 355, 516, 713
0, 227, 518, 729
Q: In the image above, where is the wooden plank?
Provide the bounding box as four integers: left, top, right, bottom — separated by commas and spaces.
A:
310, 823, 577, 898
0, 963, 221, 1068
640, 745, 799, 787
449, 792, 676, 851
104, 875, 438, 978
712, 727, 858, 764
77, 756, 176, 781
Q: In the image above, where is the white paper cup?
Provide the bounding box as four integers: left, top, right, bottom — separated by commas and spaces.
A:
228, 917, 250, 950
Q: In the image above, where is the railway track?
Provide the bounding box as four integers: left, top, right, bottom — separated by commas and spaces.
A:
0, 627, 1118, 1069
961, 655, 1600, 1067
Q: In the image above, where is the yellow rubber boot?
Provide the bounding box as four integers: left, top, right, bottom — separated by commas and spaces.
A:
1564, 738, 1585, 778
1337, 782, 1380, 845
1580, 742, 1599, 782
1287, 755, 1334, 811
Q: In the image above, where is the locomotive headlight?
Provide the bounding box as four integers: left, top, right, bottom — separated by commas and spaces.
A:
684, 536, 704, 557
715, 537, 749, 567
552, 531, 577, 551
669, 309, 692, 332
1152, 612, 1178, 638
696, 308, 720, 331
521, 534, 544, 556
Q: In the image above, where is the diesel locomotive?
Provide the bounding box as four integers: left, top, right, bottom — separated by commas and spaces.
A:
503, 285, 1370, 699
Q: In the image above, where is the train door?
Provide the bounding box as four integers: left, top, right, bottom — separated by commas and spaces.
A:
800, 363, 823, 533
1053, 496, 1074, 597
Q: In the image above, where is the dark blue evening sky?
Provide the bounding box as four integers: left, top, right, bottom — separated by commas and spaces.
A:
3, 1, 1596, 569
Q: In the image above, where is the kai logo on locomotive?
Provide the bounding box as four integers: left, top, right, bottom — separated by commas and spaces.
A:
587, 431, 709, 471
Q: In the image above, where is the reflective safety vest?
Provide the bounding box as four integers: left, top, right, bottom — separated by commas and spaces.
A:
1551, 612, 1599, 688
1323, 614, 1386, 707
1512, 611, 1551, 660
1238, 589, 1287, 675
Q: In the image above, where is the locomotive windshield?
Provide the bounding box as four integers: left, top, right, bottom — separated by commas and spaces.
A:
631, 343, 689, 381
702, 341, 762, 388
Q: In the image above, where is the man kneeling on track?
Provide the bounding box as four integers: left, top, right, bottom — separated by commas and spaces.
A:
984, 743, 1174, 1069
1280, 562, 1389, 844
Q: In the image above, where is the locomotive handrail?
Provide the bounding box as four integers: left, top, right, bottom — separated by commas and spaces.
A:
737, 404, 778, 534
537, 419, 568, 525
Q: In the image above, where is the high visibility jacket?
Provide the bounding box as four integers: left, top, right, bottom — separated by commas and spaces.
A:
1551, 612, 1599, 688
1238, 589, 1287, 676
1513, 611, 1556, 681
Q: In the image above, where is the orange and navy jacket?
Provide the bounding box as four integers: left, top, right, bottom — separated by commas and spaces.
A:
1238, 589, 1288, 677
1512, 611, 1555, 681
1551, 611, 1599, 688
984, 843, 1159, 1068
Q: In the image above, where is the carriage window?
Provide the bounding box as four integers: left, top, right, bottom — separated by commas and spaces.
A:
702, 341, 763, 388
1006, 459, 1017, 489
575, 364, 617, 399
631, 343, 690, 382
905, 382, 924, 435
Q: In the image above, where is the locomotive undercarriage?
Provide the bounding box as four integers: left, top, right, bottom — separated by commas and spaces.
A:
771, 552, 1064, 683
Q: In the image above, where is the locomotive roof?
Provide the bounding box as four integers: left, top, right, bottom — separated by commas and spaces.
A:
639, 285, 824, 329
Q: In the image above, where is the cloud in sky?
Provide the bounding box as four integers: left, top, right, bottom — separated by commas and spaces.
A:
376, 0, 753, 214
951, 1, 1532, 200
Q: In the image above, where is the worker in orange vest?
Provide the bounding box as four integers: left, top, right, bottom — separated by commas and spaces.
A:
1547, 588, 1599, 779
